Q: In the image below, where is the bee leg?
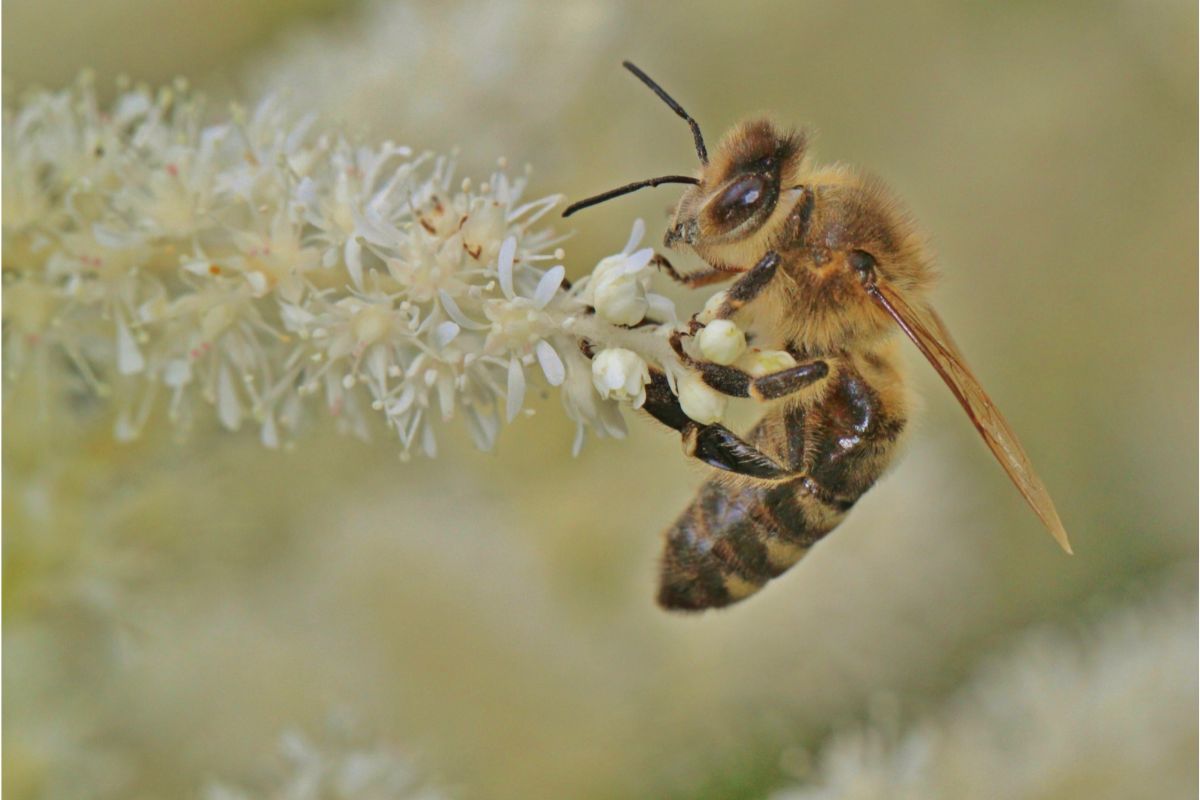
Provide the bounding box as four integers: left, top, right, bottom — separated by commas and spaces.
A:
640, 370, 795, 480
684, 424, 792, 479
749, 362, 830, 400
668, 330, 829, 401
640, 368, 694, 432
711, 250, 780, 318
651, 253, 735, 289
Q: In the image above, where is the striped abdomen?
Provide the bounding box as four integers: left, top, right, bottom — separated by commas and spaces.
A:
658, 364, 905, 610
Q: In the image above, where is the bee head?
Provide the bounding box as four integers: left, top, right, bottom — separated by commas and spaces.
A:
562, 63, 806, 272
665, 119, 805, 266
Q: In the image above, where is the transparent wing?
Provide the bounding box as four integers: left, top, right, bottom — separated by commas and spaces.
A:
868, 282, 1072, 553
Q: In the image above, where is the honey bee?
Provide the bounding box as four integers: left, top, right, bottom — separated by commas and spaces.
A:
565, 62, 1072, 611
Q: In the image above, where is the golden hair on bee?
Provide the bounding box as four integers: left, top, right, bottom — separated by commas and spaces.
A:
565, 62, 1070, 611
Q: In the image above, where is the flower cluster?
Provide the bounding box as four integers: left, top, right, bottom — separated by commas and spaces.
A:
3, 77, 740, 458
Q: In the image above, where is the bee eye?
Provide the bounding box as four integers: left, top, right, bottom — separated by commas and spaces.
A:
711, 174, 767, 228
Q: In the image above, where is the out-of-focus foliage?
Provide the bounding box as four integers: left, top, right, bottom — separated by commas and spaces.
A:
4, 1, 1196, 799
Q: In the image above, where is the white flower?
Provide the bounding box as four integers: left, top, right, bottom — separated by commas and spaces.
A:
580, 219, 675, 326
1, 81, 729, 460
677, 372, 728, 424
591, 348, 650, 408
697, 319, 747, 365
591, 252, 652, 325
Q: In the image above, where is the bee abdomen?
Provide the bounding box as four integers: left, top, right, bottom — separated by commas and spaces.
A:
657, 478, 841, 611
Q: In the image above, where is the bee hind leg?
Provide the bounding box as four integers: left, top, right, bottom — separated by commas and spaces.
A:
640, 369, 795, 481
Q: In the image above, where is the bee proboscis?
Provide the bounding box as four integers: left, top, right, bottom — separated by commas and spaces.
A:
565, 62, 1071, 611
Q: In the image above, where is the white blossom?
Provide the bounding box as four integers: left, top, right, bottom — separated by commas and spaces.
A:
3, 80, 769, 459
577, 218, 676, 326
591, 348, 650, 408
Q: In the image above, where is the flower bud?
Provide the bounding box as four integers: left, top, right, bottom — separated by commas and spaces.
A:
591, 347, 650, 408
736, 348, 797, 377
588, 251, 654, 326
697, 319, 746, 365
594, 273, 649, 325
677, 372, 728, 424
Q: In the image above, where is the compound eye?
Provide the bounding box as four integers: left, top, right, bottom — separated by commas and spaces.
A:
710, 174, 766, 229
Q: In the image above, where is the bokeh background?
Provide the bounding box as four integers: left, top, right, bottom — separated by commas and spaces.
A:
4, 1, 1196, 798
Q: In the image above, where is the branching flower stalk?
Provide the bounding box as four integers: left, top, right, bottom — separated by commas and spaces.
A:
1, 77, 751, 459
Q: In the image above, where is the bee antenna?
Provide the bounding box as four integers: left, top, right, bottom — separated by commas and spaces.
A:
562, 175, 700, 218
622, 61, 708, 165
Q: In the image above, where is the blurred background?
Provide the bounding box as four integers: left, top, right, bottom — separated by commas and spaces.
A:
3, 1, 1196, 798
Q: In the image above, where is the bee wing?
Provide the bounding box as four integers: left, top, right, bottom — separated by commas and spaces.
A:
868, 282, 1072, 554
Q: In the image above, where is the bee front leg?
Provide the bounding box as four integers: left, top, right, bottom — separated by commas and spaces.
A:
710, 250, 780, 318
651, 253, 735, 289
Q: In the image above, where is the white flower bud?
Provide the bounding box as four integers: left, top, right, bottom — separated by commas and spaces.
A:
697, 319, 747, 365
736, 348, 797, 377
594, 274, 649, 325
677, 372, 728, 424
591, 255, 649, 325
591, 348, 650, 408
697, 291, 729, 324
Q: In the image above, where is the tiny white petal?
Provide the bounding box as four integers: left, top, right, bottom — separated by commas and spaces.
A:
163, 359, 191, 387
182, 260, 212, 276
115, 316, 145, 375
217, 365, 243, 430
433, 320, 461, 348
390, 383, 417, 416
535, 340, 565, 386
436, 374, 456, 420
92, 224, 136, 248
113, 411, 140, 442
245, 271, 268, 296
532, 265, 565, 309
261, 411, 279, 449
505, 357, 526, 422
497, 236, 517, 300
438, 290, 488, 330
296, 177, 319, 210
624, 247, 654, 273
646, 293, 677, 323
623, 218, 646, 254
345, 236, 364, 289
